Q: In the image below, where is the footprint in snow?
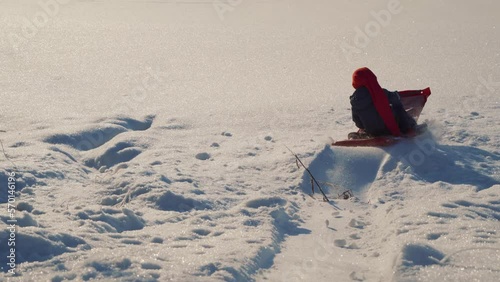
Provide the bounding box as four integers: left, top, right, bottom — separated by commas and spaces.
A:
349, 218, 367, 229
44, 115, 154, 151
334, 239, 359, 249
196, 152, 211, 161
192, 229, 211, 236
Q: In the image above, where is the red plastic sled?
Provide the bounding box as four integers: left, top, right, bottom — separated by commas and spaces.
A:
332, 88, 431, 147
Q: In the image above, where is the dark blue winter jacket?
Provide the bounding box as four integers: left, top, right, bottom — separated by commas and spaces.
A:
350, 87, 416, 136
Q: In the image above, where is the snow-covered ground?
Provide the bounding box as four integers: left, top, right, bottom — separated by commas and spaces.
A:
1, 0, 499, 281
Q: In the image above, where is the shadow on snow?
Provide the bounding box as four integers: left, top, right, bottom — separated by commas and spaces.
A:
384, 134, 500, 191
300, 133, 499, 198
300, 145, 387, 198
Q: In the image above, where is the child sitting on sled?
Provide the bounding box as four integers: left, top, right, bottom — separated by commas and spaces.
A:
349, 67, 428, 138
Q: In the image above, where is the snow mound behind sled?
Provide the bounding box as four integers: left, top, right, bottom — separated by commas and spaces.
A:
299, 145, 387, 199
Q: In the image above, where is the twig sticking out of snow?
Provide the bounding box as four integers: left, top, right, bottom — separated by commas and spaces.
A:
286, 145, 329, 202
119, 186, 134, 207
0, 139, 17, 169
